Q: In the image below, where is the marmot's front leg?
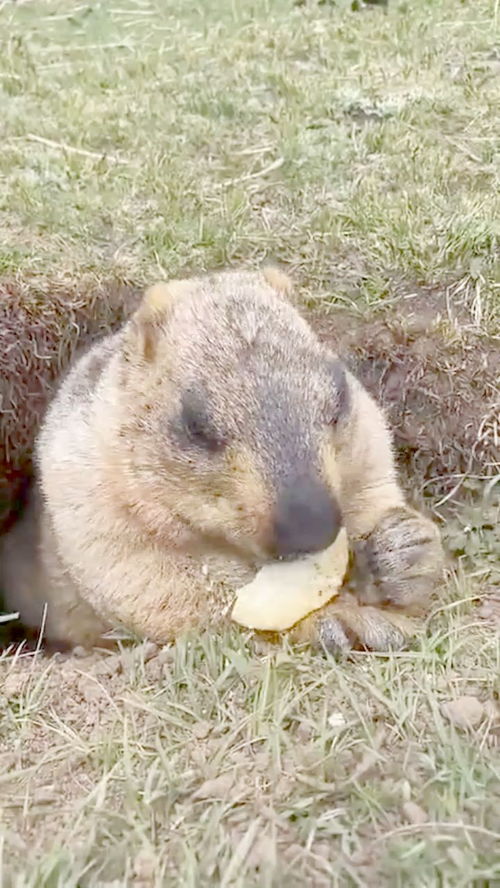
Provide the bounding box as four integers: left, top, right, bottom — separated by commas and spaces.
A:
341, 378, 443, 601
288, 591, 417, 653
295, 376, 444, 653
351, 505, 443, 611
287, 502, 443, 654
288, 507, 443, 654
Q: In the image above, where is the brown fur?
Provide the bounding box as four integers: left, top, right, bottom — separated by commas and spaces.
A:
0, 268, 444, 652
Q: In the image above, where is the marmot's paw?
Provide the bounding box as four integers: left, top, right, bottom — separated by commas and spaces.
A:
353, 507, 444, 611
288, 592, 418, 654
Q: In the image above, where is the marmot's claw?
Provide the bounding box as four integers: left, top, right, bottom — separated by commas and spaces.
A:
353, 507, 444, 610
312, 595, 408, 654
318, 617, 354, 654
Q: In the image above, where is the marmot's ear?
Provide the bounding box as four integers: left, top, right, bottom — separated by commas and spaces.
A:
126, 280, 191, 362
262, 265, 293, 300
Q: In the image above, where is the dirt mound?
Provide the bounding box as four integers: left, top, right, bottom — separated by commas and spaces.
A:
307, 288, 499, 502
0, 276, 497, 538
0, 276, 140, 533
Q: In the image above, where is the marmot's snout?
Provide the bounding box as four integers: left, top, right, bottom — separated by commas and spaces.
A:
272, 473, 342, 560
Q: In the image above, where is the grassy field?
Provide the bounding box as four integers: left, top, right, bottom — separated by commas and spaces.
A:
0, 0, 499, 885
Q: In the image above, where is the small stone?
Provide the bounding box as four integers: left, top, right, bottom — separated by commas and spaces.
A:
72, 645, 90, 659
295, 721, 313, 743
3, 672, 26, 698
328, 711, 346, 730
283, 843, 306, 863
193, 773, 235, 800
93, 654, 122, 677
246, 834, 276, 869
402, 801, 429, 825
133, 848, 155, 884
192, 720, 211, 740
143, 657, 164, 682
478, 591, 500, 628
484, 700, 500, 722
441, 695, 484, 729
350, 845, 376, 867
78, 675, 104, 703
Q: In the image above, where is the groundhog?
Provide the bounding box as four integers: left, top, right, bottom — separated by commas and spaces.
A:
0, 267, 444, 653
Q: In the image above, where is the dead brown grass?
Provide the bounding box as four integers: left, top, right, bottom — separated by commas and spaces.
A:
0, 276, 140, 532
308, 285, 500, 504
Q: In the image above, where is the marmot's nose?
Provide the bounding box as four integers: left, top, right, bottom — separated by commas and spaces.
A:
272, 475, 342, 559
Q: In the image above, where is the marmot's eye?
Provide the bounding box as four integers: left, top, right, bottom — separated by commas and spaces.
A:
184, 414, 226, 452
177, 389, 227, 453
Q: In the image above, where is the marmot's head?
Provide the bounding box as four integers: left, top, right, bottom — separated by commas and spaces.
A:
114, 268, 350, 563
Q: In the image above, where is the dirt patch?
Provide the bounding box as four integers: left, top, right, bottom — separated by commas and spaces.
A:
0, 275, 140, 533
478, 590, 500, 629
307, 287, 500, 500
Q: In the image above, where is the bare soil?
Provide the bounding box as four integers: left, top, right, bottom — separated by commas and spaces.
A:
307, 286, 500, 500
0, 276, 140, 533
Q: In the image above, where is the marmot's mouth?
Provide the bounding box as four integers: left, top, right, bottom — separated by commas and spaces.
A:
185, 527, 262, 567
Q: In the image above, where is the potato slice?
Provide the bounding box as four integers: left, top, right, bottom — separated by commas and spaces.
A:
231, 528, 349, 631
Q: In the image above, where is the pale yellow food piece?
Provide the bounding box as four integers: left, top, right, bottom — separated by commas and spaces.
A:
231, 528, 349, 631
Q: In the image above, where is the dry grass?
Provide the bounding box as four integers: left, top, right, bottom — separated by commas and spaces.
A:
1, 601, 499, 887
1, 0, 500, 310
0, 276, 139, 532
0, 0, 499, 884
309, 291, 500, 503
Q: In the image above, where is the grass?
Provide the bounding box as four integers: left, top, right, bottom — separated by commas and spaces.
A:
1, 611, 499, 887
1, 0, 499, 321
0, 0, 499, 885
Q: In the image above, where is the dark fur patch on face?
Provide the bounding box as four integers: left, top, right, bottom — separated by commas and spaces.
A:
256, 377, 309, 481
172, 386, 228, 454
255, 359, 350, 479
327, 359, 350, 423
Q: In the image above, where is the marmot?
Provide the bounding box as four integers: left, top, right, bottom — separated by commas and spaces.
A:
0, 268, 443, 652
